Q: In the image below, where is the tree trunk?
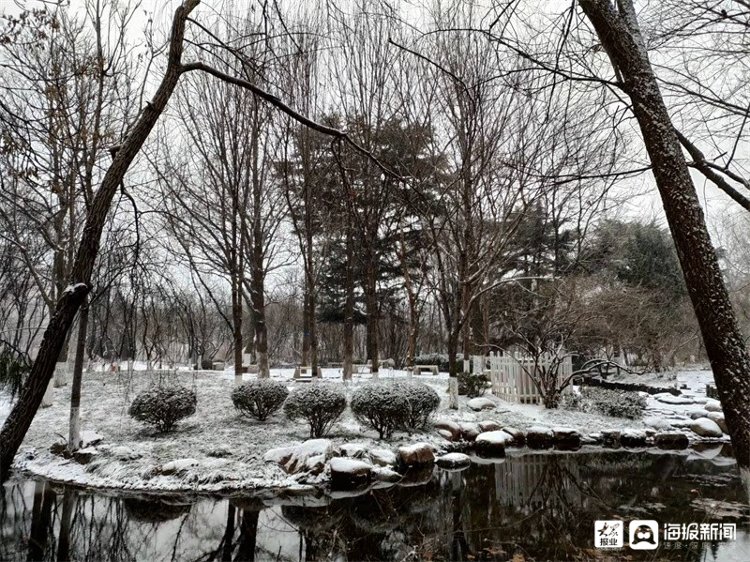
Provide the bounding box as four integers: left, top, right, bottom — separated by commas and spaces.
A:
343, 222, 355, 381
365, 261, 379, 376
232, 272, 244, 386
447, 331, 459, 409
0, 0, 200, 482
579, 0, 750, 472
68, 300, 89, 451
302, 288, 311, 366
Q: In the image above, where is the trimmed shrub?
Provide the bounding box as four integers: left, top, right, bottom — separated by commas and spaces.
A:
128, 386, 197, 432
457, 371, 489, 397
232, 380, 288, 421
400, 381, 440, 430
351, 383, 408, 439
563, 387, 646, 419
284, 384, 347, 438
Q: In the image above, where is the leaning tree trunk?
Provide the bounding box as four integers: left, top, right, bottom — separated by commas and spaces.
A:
0, 0, 200, 482
579, 0, 750, 473
343, 220, 355, 381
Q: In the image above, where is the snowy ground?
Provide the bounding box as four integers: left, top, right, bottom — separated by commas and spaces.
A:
0, 366, 728, 493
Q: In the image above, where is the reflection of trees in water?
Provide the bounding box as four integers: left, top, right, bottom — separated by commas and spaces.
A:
2, 454, 746, 562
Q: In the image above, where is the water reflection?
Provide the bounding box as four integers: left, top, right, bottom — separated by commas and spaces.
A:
2, 451, 749, 561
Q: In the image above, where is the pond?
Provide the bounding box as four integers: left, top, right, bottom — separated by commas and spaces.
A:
2, 449, 749, 561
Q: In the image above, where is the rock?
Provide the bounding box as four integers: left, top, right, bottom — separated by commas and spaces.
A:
467, 397, 496, 411
110, 446, 142, 461
478, 420, 502, 432
601, 430, 621, 448
459, 422, 481, 442
79, 430, 103, 448
653, 393, 694, 405
644, 416, 673, 431
620, 430, 648, 448
437, 429, 454, 441
553, 427, 581, 450
654, 432, 689, 450
329, 457, 372, 490
436, 452, 472, 470
369, 448, 397, 467
704, 399, 722, 412
688, 409, 710, 420
397, 442, 435, 468
705, 412, 728, 434
690, 417, 723, 438
371, 466, 401, 483
73, 447, 98, 464
264, 439, 333, 475
434, 420, 461, 441
340, 443, 369, 459
527, 426, 554, 449
474, 431, 513, 457
501, 426, 526, 446
160, 458, 199, 475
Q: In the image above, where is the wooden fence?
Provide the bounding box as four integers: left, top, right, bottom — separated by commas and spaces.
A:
472, 352, 573, 404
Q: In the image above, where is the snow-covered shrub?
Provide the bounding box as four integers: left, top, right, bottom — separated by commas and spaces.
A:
350, 383, 408, 439
284, 384, 347, 438
231, 380, 288, 421
457, 371, 489, 397
128, 386, 197, 432
564, 387, 646, 419
400, 381, 440, 430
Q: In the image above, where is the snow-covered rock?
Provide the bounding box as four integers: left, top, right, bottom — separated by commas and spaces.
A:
160, 458, 199, 475
397, 442, 435, 467
620, 430, 647, 448
478, 420, 502, 432
80, 430, 103, 448
329, 457, 372, 490
459, 422, 481, 442
467, 397, 495, 411
501, 426, 526, 445
109, 446, 142, 461
369, 448, 397, 467
73, 447, 99, 464
371, 465, 401, 482
653, 393, 694, 405
339, 443, 369, 459
688, 409, 710, 420
264, 439, 333, 475
434, 420, 461, 441
552, 427, 581, 450
690, 418, 723, 438
474, 430, 513, 456
436, 452, 471, 470
654, 432, 689, 450
705, 412, 728, 434
527, 426, 554, 449
704, 399, 723, 412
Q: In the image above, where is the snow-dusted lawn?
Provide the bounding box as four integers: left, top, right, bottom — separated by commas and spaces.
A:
0, 366, 724, 493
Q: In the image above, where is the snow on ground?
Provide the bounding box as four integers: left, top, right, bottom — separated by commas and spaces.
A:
0, 367, 726, 493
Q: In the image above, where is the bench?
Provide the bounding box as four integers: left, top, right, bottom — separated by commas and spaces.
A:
293, 365, 321, 381
241, 364, 259, 374
413, 365, 439, 376
353, 363, 374, 375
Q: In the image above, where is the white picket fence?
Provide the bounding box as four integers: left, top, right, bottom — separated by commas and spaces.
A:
472, 352, 573, 404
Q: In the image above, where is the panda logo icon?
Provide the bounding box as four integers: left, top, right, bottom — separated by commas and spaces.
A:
629, 520, 659, 550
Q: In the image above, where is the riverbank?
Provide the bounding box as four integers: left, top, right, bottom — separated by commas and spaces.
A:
1, 367, 731, 493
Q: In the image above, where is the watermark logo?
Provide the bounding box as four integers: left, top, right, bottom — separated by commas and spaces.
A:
629, 520, 659, 550
594, 520, 623, 548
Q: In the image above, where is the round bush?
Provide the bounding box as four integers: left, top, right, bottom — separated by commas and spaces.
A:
457, 371, 489, 397
284, 384, 347, 438
400, 381, 440, 430
351, 383, 409, 439
128, 386, 197, 432
232, 379, 289, 421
